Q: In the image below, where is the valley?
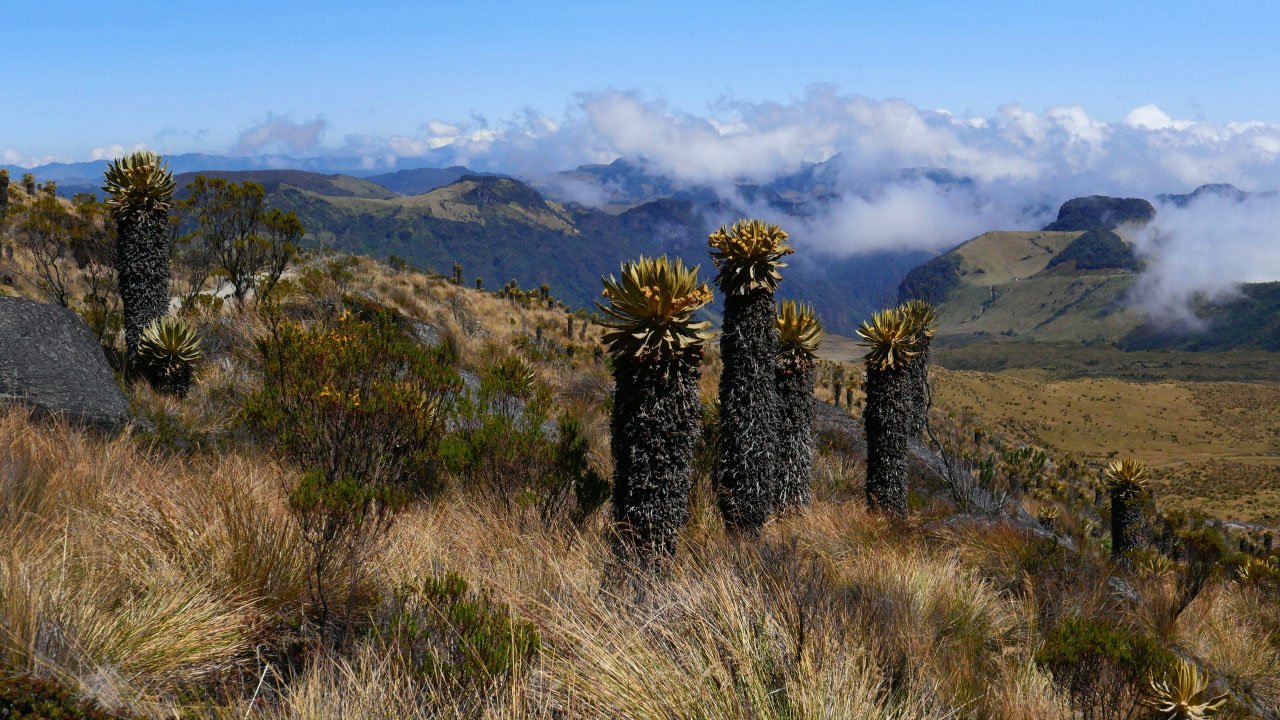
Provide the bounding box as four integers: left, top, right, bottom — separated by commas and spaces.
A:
932, 369, 1280, 523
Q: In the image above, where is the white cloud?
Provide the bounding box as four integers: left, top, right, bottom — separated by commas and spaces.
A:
2, 148, 58, 167
807, 181, 1025, 255
89, 143, 149, 161
314, 87, 1280, 297
1125, 104, 1175, 130
1129, 193, 1280, 323
233, 114, 327, 155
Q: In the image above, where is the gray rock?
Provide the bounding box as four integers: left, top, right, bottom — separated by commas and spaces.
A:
1106, 576, 1140, 603
0, 296, 129, 430
406, 318, 441, 347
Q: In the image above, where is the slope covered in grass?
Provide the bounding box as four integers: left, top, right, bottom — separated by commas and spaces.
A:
1, 242, 1278, 718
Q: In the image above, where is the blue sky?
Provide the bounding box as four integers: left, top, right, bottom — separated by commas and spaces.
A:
5, 0, 1280, 162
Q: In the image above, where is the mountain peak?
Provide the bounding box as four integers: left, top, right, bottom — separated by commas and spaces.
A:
1156, 183, 1262, 207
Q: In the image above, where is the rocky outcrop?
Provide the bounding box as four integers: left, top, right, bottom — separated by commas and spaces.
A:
0, 296, 129, 429
1043, 196, 1155, 231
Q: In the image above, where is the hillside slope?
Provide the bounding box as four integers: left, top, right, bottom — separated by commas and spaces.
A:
899, 230, 1145, 343
365, 166, 501, 195
932, 367, 1280, 521
173, 170, 398, 200
900, 205, 1279, 351
1121, 281, 1280, 352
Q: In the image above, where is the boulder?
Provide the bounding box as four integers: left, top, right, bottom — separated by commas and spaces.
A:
0, 296, 129, 430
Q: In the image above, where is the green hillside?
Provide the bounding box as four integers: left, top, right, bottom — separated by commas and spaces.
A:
900, 223, 1280, 358
364, 166, 499, 195
900, 230, 1145, 343
265, 175, 703, 310
173, 169, 397, 200
1044, 228, 1141, 272
1042, 195, 1155, 231
1122, 281, 1280, 352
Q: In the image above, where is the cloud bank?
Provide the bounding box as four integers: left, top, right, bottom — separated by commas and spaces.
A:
327, 87, 1280, 320
327, 85, 1280, 258
333, 86, 1280, 197
1129, 193, 1280, 323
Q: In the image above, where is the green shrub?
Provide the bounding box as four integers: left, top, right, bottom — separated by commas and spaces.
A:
0, 675, 139, 719
1037, 616, 1177, 720
246, 303, 460, 637
442, 355, 601, 528
380, 572, 540, 700
1046, 228, 1141, 272
897, 252, 961, 304
557, 414, 609, 526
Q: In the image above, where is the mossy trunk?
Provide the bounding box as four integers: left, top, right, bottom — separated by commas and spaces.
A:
610, 356, 702, 568
1110, 489, 1146, 560
715, 289, 781, 533
0, 172, 9, 220
776, 362, 816, 509
863, 362, 913, 519
115, 207, 171, 359
906, 341, 932, 436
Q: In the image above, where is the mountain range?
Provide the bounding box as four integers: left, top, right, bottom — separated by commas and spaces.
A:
7, 152, 1276, 342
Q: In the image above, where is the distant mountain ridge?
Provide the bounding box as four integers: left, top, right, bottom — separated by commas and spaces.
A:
366, 166, 505, 196
1156, 182, 1280, 207
1042, 195, 1155, 231
258, 172, 925, 333
1, 152, 471, 185
172, 170, 397, 200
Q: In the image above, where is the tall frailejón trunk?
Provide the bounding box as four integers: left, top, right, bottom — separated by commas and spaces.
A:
1110, 486, 1146, 560
103, 151, 175, 361
0, 170, 9, 220
715, 288, 781, 532
774, 300, 823, 511
707, 219, 793, 534
900, 300, 938, 438
775, 361, 815, 508
857, 308, 920, 521
611, 356, 703, 566
116, 207, 171, 358
597, 255, 712, 570
863, 361, 913, 519
1104, 459, 1150, 564
906, 341, 931, 437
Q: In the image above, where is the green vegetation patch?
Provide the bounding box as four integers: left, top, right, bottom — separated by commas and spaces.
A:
1122, 281, 1280, 352
1044, 228, 1140, 272
0, 675, 139, 719
897, 252, 962, 304
1043, 195, 1155, 232
380, 571, 541, 696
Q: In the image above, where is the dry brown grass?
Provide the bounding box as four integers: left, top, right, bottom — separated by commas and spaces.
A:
930, 368, 1280, 523
0, 406, 1092, 718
